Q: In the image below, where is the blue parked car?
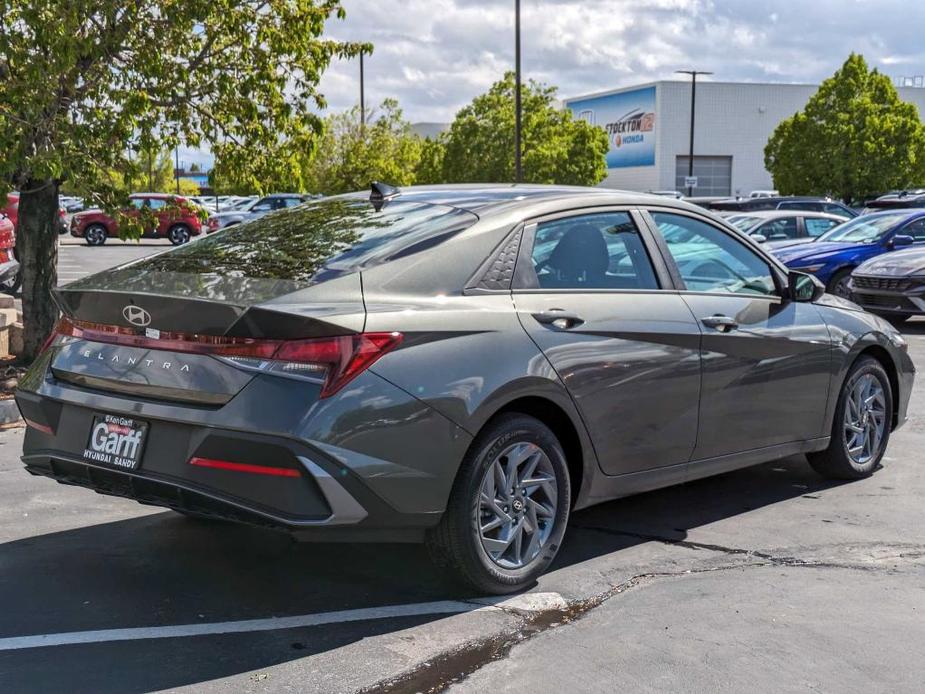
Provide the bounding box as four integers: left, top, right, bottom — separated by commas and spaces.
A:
770, 210, 925, 297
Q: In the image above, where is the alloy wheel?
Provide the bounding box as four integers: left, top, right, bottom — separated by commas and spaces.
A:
843, 373, 887, 465
169, 226, 190, 245
85, 226, 105, 245
476, 441, 558, 570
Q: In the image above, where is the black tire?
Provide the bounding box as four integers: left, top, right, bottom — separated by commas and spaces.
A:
84, 224, 108, 246
168, 224, 191, 245
0, 268, 21, 296
826, 268, 853, 299
807, 356, 892, 480
426, 413, 571, 594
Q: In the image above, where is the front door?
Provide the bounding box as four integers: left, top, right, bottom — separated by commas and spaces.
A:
645, 210, 833, 461
513, 210, 702, 477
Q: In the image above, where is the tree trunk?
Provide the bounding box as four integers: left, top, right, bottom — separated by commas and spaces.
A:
17, 180, 60, 361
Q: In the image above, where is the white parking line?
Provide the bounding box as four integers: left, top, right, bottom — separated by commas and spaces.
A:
0, 593, 566, 652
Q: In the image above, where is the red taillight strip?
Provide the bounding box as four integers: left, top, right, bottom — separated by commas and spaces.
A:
24, 418, 54, 435
54, 317, 281, 358
189, 456, 302, 478
46, 317, 402, 398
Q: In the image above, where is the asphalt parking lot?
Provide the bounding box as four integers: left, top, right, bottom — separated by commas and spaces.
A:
56, 235, 172, 286
1, 293, 923, 691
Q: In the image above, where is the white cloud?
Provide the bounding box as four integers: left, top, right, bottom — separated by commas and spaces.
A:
316, 0, 925, 122
187, 0, 925, 168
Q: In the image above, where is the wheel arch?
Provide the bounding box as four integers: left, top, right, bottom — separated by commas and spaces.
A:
473, 392, 595, 509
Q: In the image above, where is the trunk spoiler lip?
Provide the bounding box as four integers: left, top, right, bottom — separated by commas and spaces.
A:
52, 285, 366, 340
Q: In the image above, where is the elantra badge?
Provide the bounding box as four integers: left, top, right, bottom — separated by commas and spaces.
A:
123, 305, 151, 327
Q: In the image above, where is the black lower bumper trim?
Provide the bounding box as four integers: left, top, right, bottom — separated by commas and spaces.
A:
26, 458, 313, 533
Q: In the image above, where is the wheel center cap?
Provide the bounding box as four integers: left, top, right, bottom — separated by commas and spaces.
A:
512, 499, 524, 513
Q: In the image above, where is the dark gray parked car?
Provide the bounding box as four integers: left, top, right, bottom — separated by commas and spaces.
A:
16, 184, 914, 593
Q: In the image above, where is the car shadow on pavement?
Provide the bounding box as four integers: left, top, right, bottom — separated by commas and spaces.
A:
0, 454, 842, 692
556, 453, 844, 570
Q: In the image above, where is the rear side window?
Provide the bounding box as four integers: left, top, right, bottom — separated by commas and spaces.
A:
805, 218, 839, 237
137, 197, 478, 283
528, 212, 659, 290
756, 217, 798, 240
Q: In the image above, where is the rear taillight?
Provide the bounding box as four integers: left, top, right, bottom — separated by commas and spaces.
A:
45, 317, 402, 397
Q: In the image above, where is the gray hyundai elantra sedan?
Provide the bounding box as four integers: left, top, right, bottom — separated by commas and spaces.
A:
17, 184, 914, 593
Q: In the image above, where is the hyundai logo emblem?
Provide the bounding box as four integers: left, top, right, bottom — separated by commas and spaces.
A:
122, 305, 151, 327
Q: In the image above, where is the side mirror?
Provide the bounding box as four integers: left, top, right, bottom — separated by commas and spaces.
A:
751, 234, 767, 244
789, 271, 825, 303
889, 234, 914, 249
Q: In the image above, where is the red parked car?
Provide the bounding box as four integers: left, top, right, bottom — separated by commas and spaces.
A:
4, 192, 68, 235
0, 213, 20, 294
70, 193, 203, 246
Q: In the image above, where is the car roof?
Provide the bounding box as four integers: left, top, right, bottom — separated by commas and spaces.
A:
336, 184, 698, 217
726, 210, 845, 221
129, 193, 180, 199
859, 208, 925, 220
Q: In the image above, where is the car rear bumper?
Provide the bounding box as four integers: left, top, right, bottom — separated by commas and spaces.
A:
15, 355, 470, 542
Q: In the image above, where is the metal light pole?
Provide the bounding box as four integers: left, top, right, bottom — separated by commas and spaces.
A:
514, 0, 523, 183
359, 49, 366, 134
676, 69, 712, 196
175, 146, 181, 194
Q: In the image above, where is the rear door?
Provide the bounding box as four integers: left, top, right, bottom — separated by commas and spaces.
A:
513, 209, 701, 477
643, 209, 832, 460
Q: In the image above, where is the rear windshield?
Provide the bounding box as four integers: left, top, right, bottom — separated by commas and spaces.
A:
137, 197, 477, 284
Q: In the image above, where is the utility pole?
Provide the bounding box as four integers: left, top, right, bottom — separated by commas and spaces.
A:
175, 146, 181, 194
359, 49, 366, 134
676, 69, 712, 196
514, 0, 523, 183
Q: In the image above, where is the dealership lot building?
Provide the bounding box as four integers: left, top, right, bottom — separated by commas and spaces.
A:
565, 80, 925, 197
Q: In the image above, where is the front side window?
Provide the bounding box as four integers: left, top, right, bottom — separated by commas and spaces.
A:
756, 217, 799, 240
530, 212, 659, 290
650, 212, 777, 296
250, 198, 275, 212
900, 217, 925, 242
805, 218, 840, 237
823, 203, 848, 216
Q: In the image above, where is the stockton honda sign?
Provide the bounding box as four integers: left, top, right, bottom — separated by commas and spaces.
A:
567, 86, 656, 168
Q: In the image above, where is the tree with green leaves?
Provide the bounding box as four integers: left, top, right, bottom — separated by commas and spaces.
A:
0, 1, 365, 359
304, 99, 424, 195
414, 137, 447, 185
765, 53, 925, 204
440, 72, 609, 185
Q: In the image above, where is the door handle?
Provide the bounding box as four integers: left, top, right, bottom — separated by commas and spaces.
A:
701, 314, 738, 332
532, 309, 585, 329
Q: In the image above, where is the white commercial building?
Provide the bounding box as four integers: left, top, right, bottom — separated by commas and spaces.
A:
565, 80, 925, 197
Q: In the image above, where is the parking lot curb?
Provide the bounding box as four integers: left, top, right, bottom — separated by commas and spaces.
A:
0, 398, 21, 425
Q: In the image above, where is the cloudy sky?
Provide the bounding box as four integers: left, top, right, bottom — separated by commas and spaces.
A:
184, 0, 925, 168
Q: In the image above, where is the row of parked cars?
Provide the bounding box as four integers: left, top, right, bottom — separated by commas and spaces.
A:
695, 194, 925, 324
67, 192, 313, 245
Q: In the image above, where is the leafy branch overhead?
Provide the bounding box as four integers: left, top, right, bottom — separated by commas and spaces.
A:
0, 0, 369, 221
0, 0, 365, 360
